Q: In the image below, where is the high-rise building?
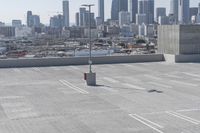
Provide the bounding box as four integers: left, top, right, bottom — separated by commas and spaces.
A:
79, 8, 86, 26
156, 8, 166, 22
196, 3, 200, 23
190, 7, 198, 20
32, 15, 40, 27
170, 0, 179, 23
111, 0, 119, 20
83, 11, 96, 28
119, 11, 130, 27
27, 11, 33, 27
136, 14, 147, 25
129, 0, 138, 23
119, 0, 128, 11
50, 14, 64, 28
12, 20, 22, 28
138, 0, 154, 24
75, 12, 80, 26
98, 0, 104, 23
63, 0, 69, 27
178, 0, 190, 24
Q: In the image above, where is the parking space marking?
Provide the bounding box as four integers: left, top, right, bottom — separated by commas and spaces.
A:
166, 111, 200, 125
32, 67, 41, 72
144, 75, 162, 80
165, 74, 181, 79
124, 83, 146, 90
170, 80, 198, 87
59, 80, 89, 94
148, 82, 172, 88
13, 69, 21, 73
182, 72, 200, 78
177, 108, 200, 112
69, 66, 80, 70
103, 77, 119, 83
129, 114, 164, 133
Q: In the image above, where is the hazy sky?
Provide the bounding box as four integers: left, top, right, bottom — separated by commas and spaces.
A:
0, 0, 199, 25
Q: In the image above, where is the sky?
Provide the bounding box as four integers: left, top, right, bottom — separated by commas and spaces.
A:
0, 0, 199, 25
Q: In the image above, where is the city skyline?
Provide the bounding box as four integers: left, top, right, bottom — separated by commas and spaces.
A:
0, 0, 199, 25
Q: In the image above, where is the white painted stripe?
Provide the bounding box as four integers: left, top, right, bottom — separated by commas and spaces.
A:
171, 111, 200, 123
166, 111, 199, 125
165, 74, 181, 79
69, 66, 80, 70
13, 69, 21, 72
102, 86, 118, 93
0, 96, 24, 100
178, 108, 200, 112
133, 114, 164, 128
32, 67, 41, 72
124, 83, 146, 90
170, 80, 198, 87
144, 75, 162, 80
6, 108, 32, 113
129, 114, 164, 133
103, 77, 119, 83
59, 80, 89, 94
148, 82, 172, 88
182, 72, 200, 78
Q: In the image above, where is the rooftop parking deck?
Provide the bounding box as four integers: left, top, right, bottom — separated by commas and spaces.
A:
0, 62, 200, 133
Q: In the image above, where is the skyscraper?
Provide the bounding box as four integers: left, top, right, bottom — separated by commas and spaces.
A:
27, 11, 33, 27
75, 12, 80, 26
111, 0, 119, 20
129, 0, 138, 23
98, 0, 104, 23
63, 0, 69, 27
138, 0, 154, 24
178, 0, 190, 24
170, 0, 179, 23
119, 11, 130, 27
119, 0, 128, 11
156, 8, 166, 21
79, 8, 86, 26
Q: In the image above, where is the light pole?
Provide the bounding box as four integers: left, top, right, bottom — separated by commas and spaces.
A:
82, 4, 96, 86
82, 4, 94, 73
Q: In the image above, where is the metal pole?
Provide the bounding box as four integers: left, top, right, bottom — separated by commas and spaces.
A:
89, 5, 92, 73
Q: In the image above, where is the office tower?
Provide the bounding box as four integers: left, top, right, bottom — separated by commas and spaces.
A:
111, 0, 119, 20
190, 8, 198, 20
32, 15, 40, 27
196, 3, 200, 23
119, 11, 130, 27
75, 12, 80, 26
158, 16, 170, 25
119, 0, 128, 11
27, 11, 33, 27
12, 20, 22, 27
63, 0, 69, 27
138, 0, 154, 24
129, 0, 138, 23
79, 8, 86, 26
50, 14, 64, 28
136, 14, 147, 25
82, 11, 96, 28
156, 8, 166, 22
178, 0, 190, 24
170, 0, 179, 23
98, 0, 104, 23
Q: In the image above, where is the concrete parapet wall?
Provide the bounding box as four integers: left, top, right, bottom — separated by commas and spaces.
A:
175, 55, 200, 63
0, 54, 164, 68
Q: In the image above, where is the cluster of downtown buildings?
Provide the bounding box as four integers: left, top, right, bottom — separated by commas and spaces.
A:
0, 0, 200, 39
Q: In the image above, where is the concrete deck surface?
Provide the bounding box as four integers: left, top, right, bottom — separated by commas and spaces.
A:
0, 62, 200, 133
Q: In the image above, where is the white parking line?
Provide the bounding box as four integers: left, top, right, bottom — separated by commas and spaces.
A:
144, 75, 162, 80
148, 82, 172, 88
182, 72, 200, 78
178, 108, 200, 112
13, 69, 21, 73
165, 74, 181, 79
103, 77, 119, 83
170, 80, 198, 87
69, 66, 80, 70
129, 114, 164, 133
166, 111, 200, 125
124, 83, 146, 90
32, 67, 41, 72
59, 80, 89, 94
